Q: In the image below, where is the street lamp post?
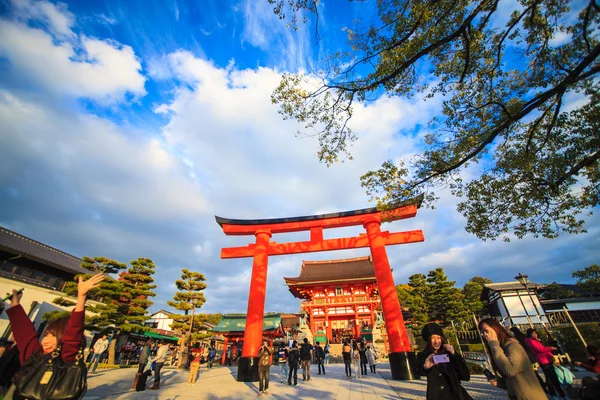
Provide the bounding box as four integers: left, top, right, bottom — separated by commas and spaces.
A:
515, 273, 553, 337
514, 273, 534, 328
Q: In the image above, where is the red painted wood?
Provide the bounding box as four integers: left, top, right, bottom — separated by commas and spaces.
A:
220, 204, 418, 235
221, 230, 424, 259
241, 230, 272, 358
364, 220, 411, 352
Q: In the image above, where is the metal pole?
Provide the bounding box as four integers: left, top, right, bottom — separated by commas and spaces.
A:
450, 320, 463, 356
473, 313, 493, 373
524, 282, 551, 336
563, 306, 587, 348
516, 288, 534, 328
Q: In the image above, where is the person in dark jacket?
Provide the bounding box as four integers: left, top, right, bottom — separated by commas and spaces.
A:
287, 341, 299, 386
314, 341, 325, 375
416, 323, 474, 400
0, 334, 20, 397
358, 341, 368, 375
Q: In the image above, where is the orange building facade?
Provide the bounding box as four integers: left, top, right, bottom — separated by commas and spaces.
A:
284, 257, 381, 344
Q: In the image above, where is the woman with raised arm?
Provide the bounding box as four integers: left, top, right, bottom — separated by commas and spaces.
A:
479, 318, 546, 400
6, 273, 104, 365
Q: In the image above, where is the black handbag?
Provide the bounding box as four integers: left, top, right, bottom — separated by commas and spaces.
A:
13, 345, 88, 400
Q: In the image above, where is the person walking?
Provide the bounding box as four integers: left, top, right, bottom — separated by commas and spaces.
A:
89, 333, 109, 374
300, 338, 313, 381
207, 343, 217, 369
479, 318, 547, 400
287, 341, 299, 386
257, 340, 272, 396
352, 339, 362, 378
359, 341, 368, 375
525, 328, 567, 400
5, 274, 104, 399
187, 350, 201, 385
342, 339, 352, 378
278, 345, 289, 383
226, 346, 233, 366
324, 342, 331, 365
314, 341, 326, 375
416, 323, 473, 400
149, 340, 169, 390
366, 344, 377, 373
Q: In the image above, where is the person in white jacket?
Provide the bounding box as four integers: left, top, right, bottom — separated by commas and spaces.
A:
89, 334, 109, 373
149, 341, 168, 390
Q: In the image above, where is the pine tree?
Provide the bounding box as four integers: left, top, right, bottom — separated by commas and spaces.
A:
463, 276, 492, 315
426, 268, 470, 324
396, 274, 430, 328
64, 256, 128, 364
119, 258, 157, 332
167, 268, 207, 367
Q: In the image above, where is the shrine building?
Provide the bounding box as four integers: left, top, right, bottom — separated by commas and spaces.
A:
284, 256, 380, 345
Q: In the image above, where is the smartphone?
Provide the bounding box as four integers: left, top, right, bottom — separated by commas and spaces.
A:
433, 354, 450, 364
2, 288, 24, 302
483, 368, 495, 379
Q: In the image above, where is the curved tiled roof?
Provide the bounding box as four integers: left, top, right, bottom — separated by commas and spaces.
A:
283, 256, 375, 285
0, 226, 88, 275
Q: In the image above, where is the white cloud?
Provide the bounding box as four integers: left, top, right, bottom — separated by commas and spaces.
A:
0, 4, 145, 104
11, 0, 75, 39
0, 90, 210, 220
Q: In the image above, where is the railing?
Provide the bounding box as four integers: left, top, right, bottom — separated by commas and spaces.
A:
548, 309, 600, 325
306, 296, 379, 306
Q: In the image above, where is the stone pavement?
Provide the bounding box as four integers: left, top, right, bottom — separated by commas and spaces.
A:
83, 363, 510, 399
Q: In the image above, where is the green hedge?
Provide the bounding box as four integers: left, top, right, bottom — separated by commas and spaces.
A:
551, 323, 600, 361
466, 361, 484, 375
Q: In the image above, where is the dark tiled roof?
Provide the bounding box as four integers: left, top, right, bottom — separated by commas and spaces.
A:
0, 226, 88, 275
283, 256, 375, 285
483, 282, 546, 291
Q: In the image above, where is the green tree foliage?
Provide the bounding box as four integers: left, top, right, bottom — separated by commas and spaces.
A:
463, 276, 492, 315
270, 0, 600, 241
540, 282, 577, 299
167, 268, 207, 366
572, 263, 600, 293
119, 258, 157, 332
397, 269, 489, 326
427, 268, 471, 323
42, 310, 71, 322
52, 297, 76, 307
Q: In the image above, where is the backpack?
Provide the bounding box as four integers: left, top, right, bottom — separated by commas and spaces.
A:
324, 345, 330, 354
554, 365, 574, 385
288, 349, 299, 365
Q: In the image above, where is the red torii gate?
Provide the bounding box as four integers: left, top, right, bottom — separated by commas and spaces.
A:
216, 197, 424, 381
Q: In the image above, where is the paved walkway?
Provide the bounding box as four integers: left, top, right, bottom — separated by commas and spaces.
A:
83, 363, 510, 399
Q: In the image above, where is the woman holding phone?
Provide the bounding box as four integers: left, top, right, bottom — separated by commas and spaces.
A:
416, 323, 473, 400
478, 318, 547, 400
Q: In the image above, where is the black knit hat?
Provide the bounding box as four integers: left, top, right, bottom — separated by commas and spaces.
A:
421, 323, 444, 342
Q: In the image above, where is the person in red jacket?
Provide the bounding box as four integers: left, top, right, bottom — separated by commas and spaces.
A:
5, 273, 104, 368
575, 345, 600, 374
525, 328, 567, 399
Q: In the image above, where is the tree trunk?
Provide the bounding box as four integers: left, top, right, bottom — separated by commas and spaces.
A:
178, 307, 195, 369
107, 331, 120, 365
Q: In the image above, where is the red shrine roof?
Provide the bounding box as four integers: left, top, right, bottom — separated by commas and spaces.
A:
284, 256, 376, 298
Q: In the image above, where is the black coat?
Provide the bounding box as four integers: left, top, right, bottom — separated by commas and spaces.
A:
0, 344, 21, 387
416, 348, 473, 400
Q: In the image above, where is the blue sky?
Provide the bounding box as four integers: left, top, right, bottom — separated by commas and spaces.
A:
0, 0, 598, 315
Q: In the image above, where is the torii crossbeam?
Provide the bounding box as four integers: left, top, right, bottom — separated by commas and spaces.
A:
216, 196, 425, 381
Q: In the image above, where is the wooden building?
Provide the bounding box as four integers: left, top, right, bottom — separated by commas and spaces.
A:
284, 256, 380, 344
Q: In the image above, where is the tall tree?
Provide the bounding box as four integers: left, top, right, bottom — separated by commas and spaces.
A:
463, 276, 492, 315
572, 263, 600, 293
64, 256, 127, 364
427, 268, 471, 323
119, 258, 157, 332
270, 0, 600, 241
167, 268, 207, 366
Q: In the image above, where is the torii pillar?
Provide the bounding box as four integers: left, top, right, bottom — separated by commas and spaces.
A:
216, 196, 425, 381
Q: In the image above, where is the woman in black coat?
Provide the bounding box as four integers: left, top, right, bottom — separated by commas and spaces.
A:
416, 323, 473, 400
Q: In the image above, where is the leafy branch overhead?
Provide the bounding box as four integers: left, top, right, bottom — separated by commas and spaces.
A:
270, 0, 600, 241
